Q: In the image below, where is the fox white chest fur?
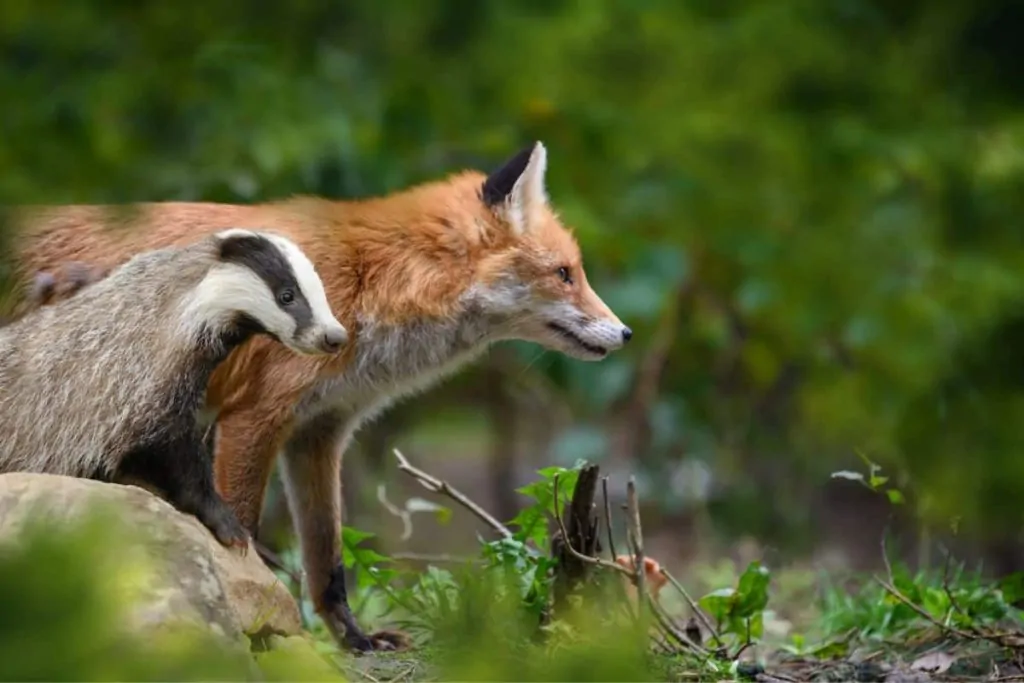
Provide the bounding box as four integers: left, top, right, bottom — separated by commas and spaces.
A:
294, 284, 509, 425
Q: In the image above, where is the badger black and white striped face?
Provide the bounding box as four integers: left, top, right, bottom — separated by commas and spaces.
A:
198, 229, 348, 355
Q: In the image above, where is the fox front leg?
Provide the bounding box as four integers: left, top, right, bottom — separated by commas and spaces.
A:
280, 409, 411, 653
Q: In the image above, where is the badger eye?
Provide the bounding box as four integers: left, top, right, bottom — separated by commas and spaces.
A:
556, 266, 573, 285
278, 289, 295, 306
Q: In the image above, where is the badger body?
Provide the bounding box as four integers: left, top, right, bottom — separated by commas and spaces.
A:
0, 229, 347, 547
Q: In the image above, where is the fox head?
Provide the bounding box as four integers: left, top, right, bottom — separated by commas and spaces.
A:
473, 142, 632, 361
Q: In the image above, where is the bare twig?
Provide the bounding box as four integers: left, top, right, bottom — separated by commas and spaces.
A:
392, 552, 483, 565
376, 484, 413, 541
392, 448, 514, 541
940, 545, 972, 626
661, 568, 723, 647
601, 476, 636, 619
877, 571, 1024, 651
880, 519, 894, 584
645, 590, 709, 655
873, 575, 977, 641
626, 477, 647, 617
551, 474, 634, 579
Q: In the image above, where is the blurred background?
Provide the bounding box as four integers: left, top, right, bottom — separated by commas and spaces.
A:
4, 0, 1024, 605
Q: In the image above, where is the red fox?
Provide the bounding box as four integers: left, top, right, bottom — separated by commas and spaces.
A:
7, 142, 632, 652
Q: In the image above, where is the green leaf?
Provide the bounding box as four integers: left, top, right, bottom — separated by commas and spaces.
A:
405, 497, 453, 525
886, 488, 905, 505
698, 587, 736, 624
999, 572, 1024, 605
341, 526, 391, 570
733, 561, 771, 617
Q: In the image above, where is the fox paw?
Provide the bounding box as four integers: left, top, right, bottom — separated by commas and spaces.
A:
346, 629, 412, 654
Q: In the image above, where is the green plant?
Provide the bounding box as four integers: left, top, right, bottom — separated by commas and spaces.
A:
698, 561, 772, 653
831, 450, 906, 506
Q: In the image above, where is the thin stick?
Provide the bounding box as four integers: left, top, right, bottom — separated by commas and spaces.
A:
873, 576, 976, 641
645, 590, 709, 655
376, 484, 413, 541
661, 568, 723, 648
393, 448, 514, 541
626, 477, 647, 616
552, 474, 635, 578
601, 476, 635, 619
880, 519, 895, 584
392, 552, 483, 565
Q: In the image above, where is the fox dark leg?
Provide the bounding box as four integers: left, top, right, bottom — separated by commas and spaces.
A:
280, 409, 410, 653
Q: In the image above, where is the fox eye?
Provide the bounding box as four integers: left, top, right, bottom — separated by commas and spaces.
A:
278, 288, 296, 306
557, 266, 573, 285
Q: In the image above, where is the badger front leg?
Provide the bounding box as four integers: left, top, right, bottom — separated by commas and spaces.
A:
279, 410, 411, 653
117, 429, 250, 550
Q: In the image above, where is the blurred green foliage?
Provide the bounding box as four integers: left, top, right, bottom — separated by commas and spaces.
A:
4, 0, 1024, 547
0, 509, 254, 680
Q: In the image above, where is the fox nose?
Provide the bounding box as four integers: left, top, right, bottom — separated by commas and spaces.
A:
622, 326, 633, 344
320, 326, 348, 353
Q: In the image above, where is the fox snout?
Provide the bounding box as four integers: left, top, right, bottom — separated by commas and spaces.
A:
540, 293, 632, 361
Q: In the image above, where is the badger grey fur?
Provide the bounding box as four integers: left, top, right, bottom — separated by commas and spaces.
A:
0, 228, 347, 547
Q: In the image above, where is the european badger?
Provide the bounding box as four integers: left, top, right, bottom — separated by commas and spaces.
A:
0, 228, 348, 548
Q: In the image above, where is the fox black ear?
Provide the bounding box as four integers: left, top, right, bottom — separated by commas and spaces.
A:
481, 141, 548, 235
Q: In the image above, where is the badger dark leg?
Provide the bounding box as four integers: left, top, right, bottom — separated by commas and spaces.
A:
118, 429, 249, 549
279, 410, 410, 653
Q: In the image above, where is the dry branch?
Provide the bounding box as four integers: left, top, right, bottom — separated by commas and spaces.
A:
625, 477, 647, 618
661, 567, 723, 646
873, 576, 1024, 650
392, 448, 514, 540
551, 474, 634, 579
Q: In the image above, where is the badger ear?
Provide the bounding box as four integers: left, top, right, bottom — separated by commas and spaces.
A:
481, 141, 549, 236
214, 228, 260, 262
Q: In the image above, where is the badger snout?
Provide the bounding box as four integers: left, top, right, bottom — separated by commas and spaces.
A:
319, 324, 348, 354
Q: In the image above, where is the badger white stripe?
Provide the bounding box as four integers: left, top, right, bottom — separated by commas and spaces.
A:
263, 233, 338, 337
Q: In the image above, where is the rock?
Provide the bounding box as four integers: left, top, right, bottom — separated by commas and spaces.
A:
0, 472, 302, 645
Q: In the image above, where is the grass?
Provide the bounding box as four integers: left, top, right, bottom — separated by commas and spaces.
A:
4, 458, 1024, 681
269, 459, 1024, 682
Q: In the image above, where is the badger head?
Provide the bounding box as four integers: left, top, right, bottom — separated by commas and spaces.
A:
198, 228, 348, 356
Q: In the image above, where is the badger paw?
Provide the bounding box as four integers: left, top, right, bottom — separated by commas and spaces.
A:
199, 505, 251, 553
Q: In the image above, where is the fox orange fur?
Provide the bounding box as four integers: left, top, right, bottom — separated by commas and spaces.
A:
6, 142, 632, 653
614, 554, 669, 604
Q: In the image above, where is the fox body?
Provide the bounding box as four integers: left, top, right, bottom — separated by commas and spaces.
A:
0, 229, 347, 547
9, 142, 631, 652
